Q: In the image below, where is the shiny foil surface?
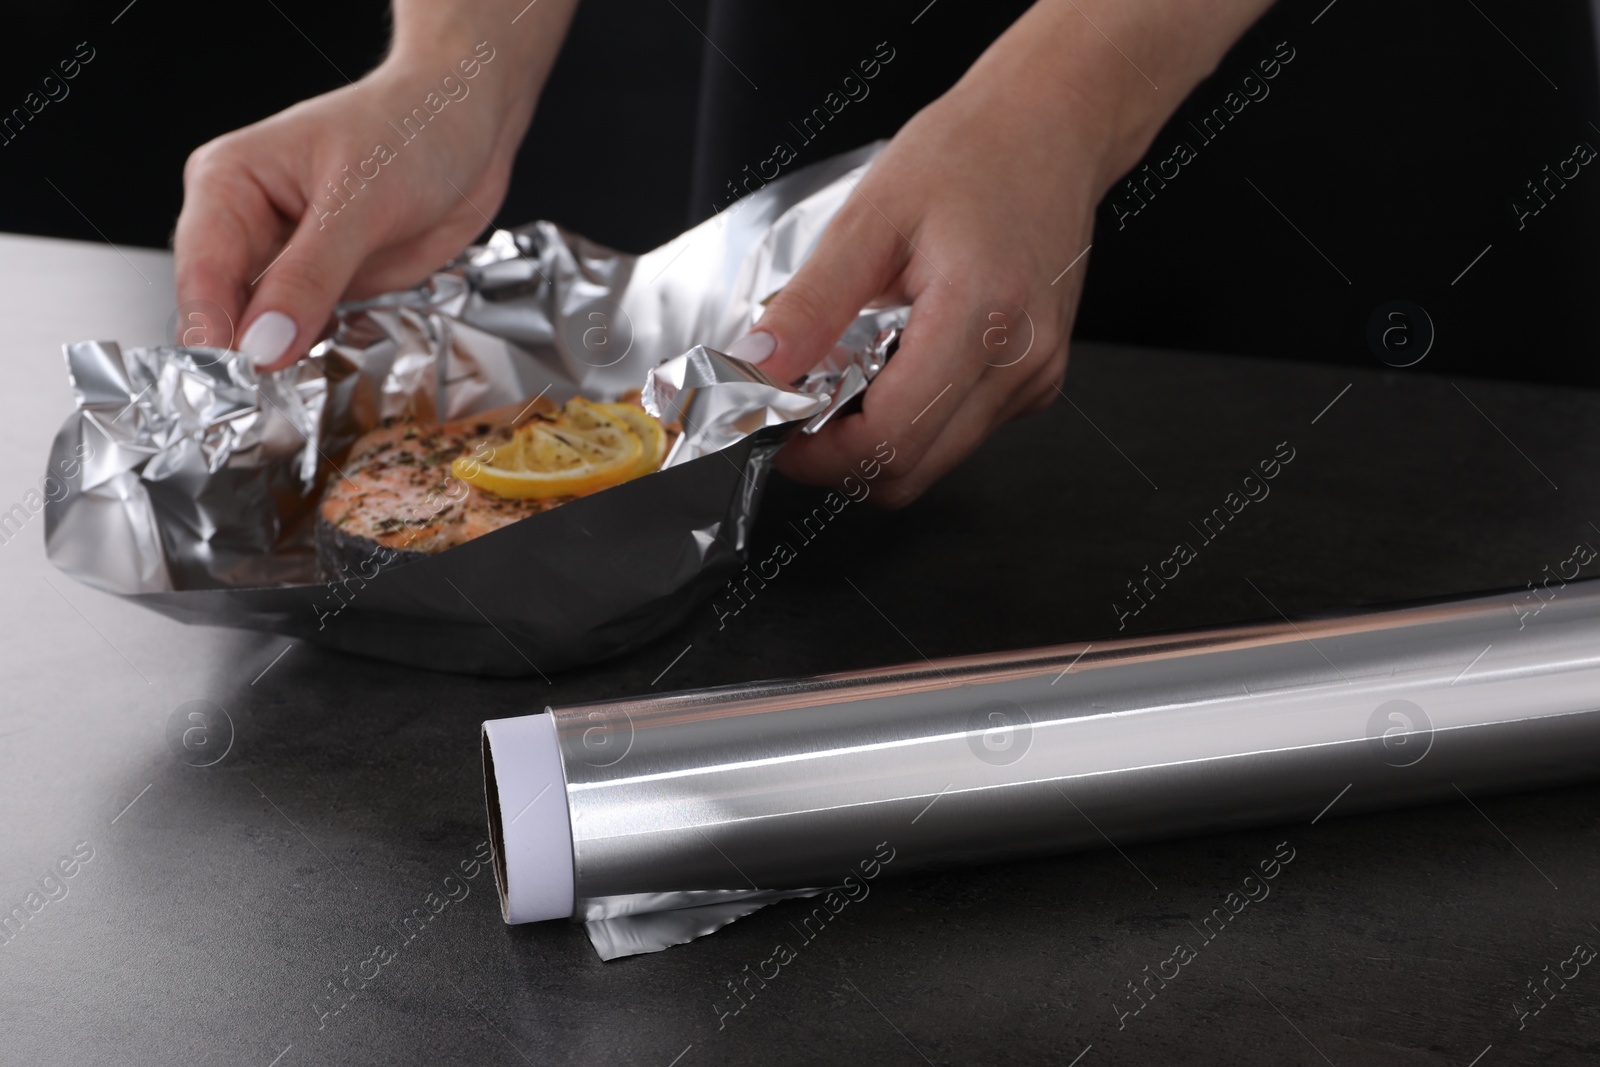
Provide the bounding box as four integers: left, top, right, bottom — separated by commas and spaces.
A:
43, 144, 902, 676
523, 580, 1600, 958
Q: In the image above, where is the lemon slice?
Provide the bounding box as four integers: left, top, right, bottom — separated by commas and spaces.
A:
602, 402, 669, 480
452, 397, 642, 499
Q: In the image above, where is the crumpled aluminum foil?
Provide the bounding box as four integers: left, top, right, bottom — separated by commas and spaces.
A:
582, 888, 828, 961
44, 143, 904, 676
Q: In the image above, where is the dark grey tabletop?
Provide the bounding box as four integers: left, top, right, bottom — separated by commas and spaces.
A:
2, 235, 1596, 1066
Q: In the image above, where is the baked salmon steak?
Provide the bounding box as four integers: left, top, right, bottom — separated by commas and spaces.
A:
315, 394, 673, 578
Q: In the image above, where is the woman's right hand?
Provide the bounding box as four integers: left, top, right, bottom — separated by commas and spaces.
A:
173, 13, 560, 371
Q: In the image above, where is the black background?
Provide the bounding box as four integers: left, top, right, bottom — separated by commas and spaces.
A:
3, 1, 1600, 384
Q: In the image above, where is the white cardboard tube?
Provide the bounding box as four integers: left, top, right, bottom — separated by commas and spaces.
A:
482, 713, 574, 923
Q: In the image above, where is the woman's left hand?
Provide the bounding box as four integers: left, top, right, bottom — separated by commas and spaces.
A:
740, 0, 1272, 507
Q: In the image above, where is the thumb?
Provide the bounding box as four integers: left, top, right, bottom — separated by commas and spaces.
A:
236, 203, 380, 372
727, 197, 904, 383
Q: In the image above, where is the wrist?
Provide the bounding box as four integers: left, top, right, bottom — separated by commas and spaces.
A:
378, 36, 534, 115
367, 38, 539, 175
955, 0, 1274, 197
381, 0, 579, 133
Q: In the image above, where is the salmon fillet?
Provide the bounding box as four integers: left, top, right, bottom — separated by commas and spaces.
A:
315, 398, 570, 576
315, 393, 676, 579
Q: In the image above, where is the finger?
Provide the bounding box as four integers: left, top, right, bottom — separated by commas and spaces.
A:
173, 163, 281, 352
774, 280, 989, 488
858, 306, 1070, 507
729, 190, 908, 381
338, 209, 491, 300
846, 286, 1074, 505
776, 368, 1011, 505
236, 201, 380, 371
866, 353, 1064, 508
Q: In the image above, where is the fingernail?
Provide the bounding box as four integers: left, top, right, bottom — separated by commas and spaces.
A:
240, 311, 297, 368
725, 331, 776, 365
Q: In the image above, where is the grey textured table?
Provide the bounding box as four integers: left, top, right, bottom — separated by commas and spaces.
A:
1, 234, 1596, 1066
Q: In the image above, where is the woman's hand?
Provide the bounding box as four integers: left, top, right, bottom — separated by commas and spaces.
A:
173, 1, 574, 370
742, 0, 1272, 507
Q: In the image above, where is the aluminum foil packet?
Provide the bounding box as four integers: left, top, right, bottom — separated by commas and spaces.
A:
44, 143, 903, 676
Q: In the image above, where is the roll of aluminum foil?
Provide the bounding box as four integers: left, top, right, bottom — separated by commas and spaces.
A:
483, 579, 1600, 959
43, 144, 903, 676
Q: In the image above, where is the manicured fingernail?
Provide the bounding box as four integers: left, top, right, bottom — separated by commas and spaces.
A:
240, 311, 297, 367
725, 331, 776, 365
